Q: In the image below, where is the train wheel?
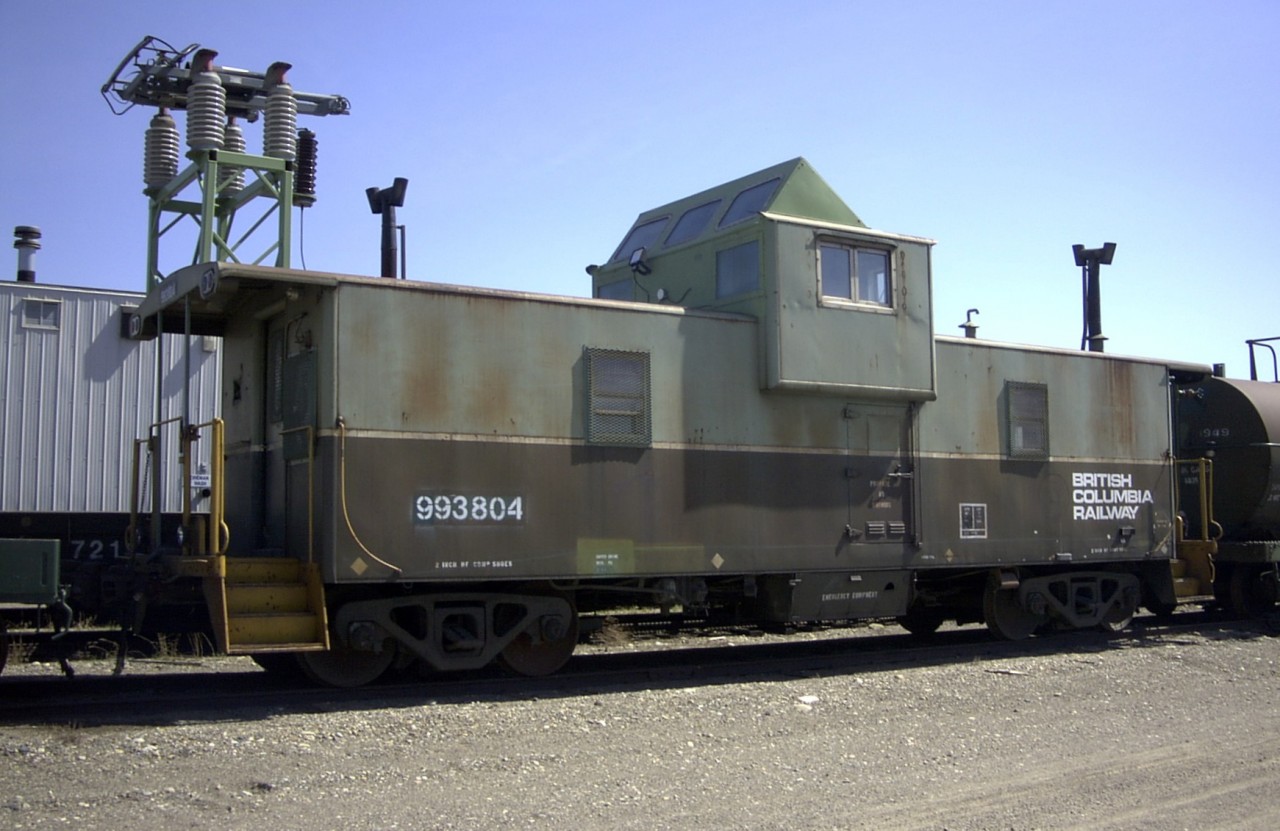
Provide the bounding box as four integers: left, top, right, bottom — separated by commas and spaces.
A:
982, 583, 1041, 640
1099, 587, 1139, 632
1228, 565, 1278, 618
0, 620, 8, 676
497, 600, 579, 677
296, 642, 395, 688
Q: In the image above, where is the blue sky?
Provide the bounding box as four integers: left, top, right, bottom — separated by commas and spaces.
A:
2, 1, 1277, 372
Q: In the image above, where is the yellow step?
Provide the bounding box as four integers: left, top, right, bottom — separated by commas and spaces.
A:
205, 556, 330, 655
229, 612, 323, 646
225, 557, 303, 584
240, 642, 328, 654
226, 583, 310, 614
1174, 576, 1201, 598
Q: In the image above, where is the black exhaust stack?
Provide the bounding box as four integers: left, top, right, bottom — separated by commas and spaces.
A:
1073, 242, 1116, 353
13, 226, 41, 282
367, 178, 408, 279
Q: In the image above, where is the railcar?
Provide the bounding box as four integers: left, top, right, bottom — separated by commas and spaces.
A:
1175, 374, 1280, 615
0, 279, 219, 670
4, 42, 1275, 682
112, 157, 1275, 686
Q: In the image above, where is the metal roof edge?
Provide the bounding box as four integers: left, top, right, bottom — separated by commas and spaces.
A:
935, 334, 1213, 374
760, 211, 937, 245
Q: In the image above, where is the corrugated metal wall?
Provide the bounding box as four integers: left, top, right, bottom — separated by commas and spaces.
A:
1, 282, 221, 513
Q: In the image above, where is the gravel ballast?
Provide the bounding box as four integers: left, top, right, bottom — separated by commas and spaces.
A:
3, 620, 1278, 830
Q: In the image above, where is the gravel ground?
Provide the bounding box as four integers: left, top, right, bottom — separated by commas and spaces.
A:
3, 619, 1279, 830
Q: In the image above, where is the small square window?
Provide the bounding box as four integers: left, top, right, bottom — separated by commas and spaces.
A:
1007, 381, 1049, 459
819, 243, 891, 307
585, 347, 651, 446
21, 299, 60, 330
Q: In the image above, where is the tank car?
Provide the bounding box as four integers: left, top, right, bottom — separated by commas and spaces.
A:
118, 158, 1247, 686
1175, 375, 1280, 615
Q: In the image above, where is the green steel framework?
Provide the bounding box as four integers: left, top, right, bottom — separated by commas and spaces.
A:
146, 147, 294, 290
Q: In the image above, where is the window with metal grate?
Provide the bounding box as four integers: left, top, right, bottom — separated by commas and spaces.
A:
585, 347, 651, 446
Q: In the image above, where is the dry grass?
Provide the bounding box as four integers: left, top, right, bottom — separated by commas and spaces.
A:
590, 615, 632, 647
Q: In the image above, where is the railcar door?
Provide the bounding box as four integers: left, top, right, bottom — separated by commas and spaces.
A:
845, 403, 915, 557
261, 312, 317, 559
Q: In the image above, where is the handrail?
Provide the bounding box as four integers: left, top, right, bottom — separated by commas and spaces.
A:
125, 416, 227, 557
1176, 457, 1222, 543
187, 418, 228, 556
125, 416, 182, 555
125, 437, 146, 554
1246, 337, 1280, 382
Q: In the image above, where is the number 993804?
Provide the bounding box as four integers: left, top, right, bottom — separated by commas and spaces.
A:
414, 494, 524, 524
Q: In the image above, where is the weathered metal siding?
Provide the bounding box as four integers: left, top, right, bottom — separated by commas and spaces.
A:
913, 338, 1176, 566
0, 282, 220, 514
198, 263, 1182, 585
923, 338, 1171, 460
332, 281, 797, 446
765, 219, 936, 399
264, 276, 915, 581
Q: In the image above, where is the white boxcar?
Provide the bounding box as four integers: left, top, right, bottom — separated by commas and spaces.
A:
1, 280, 220, 558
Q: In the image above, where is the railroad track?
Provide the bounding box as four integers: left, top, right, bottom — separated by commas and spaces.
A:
0, 609, 1273, 727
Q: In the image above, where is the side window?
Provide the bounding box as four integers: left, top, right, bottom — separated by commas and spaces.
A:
21, 299, 61, 331
665, 200, 721, 248
819, 243, 891, 307
719, 178, 782, 228
610, 217, 669, 264
715, 240, 759, 298
585, 347, 651, 446
596, 278, 632, 301
1007, 381, 1049, 459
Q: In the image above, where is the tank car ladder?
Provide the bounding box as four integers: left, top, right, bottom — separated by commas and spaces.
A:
1172, 458, 1219, 603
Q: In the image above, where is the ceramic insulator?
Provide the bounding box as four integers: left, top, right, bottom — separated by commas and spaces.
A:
219, 117, 246, 194
186, 71, 227, 151
263, 83, 298, 160
143, 108, 180, 192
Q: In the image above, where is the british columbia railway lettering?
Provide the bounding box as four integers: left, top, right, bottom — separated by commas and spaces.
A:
1070, 472, 1153, 520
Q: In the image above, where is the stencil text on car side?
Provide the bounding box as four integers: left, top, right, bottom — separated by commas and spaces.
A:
1070, 472, 1153, 521
414, 494, 525, 524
